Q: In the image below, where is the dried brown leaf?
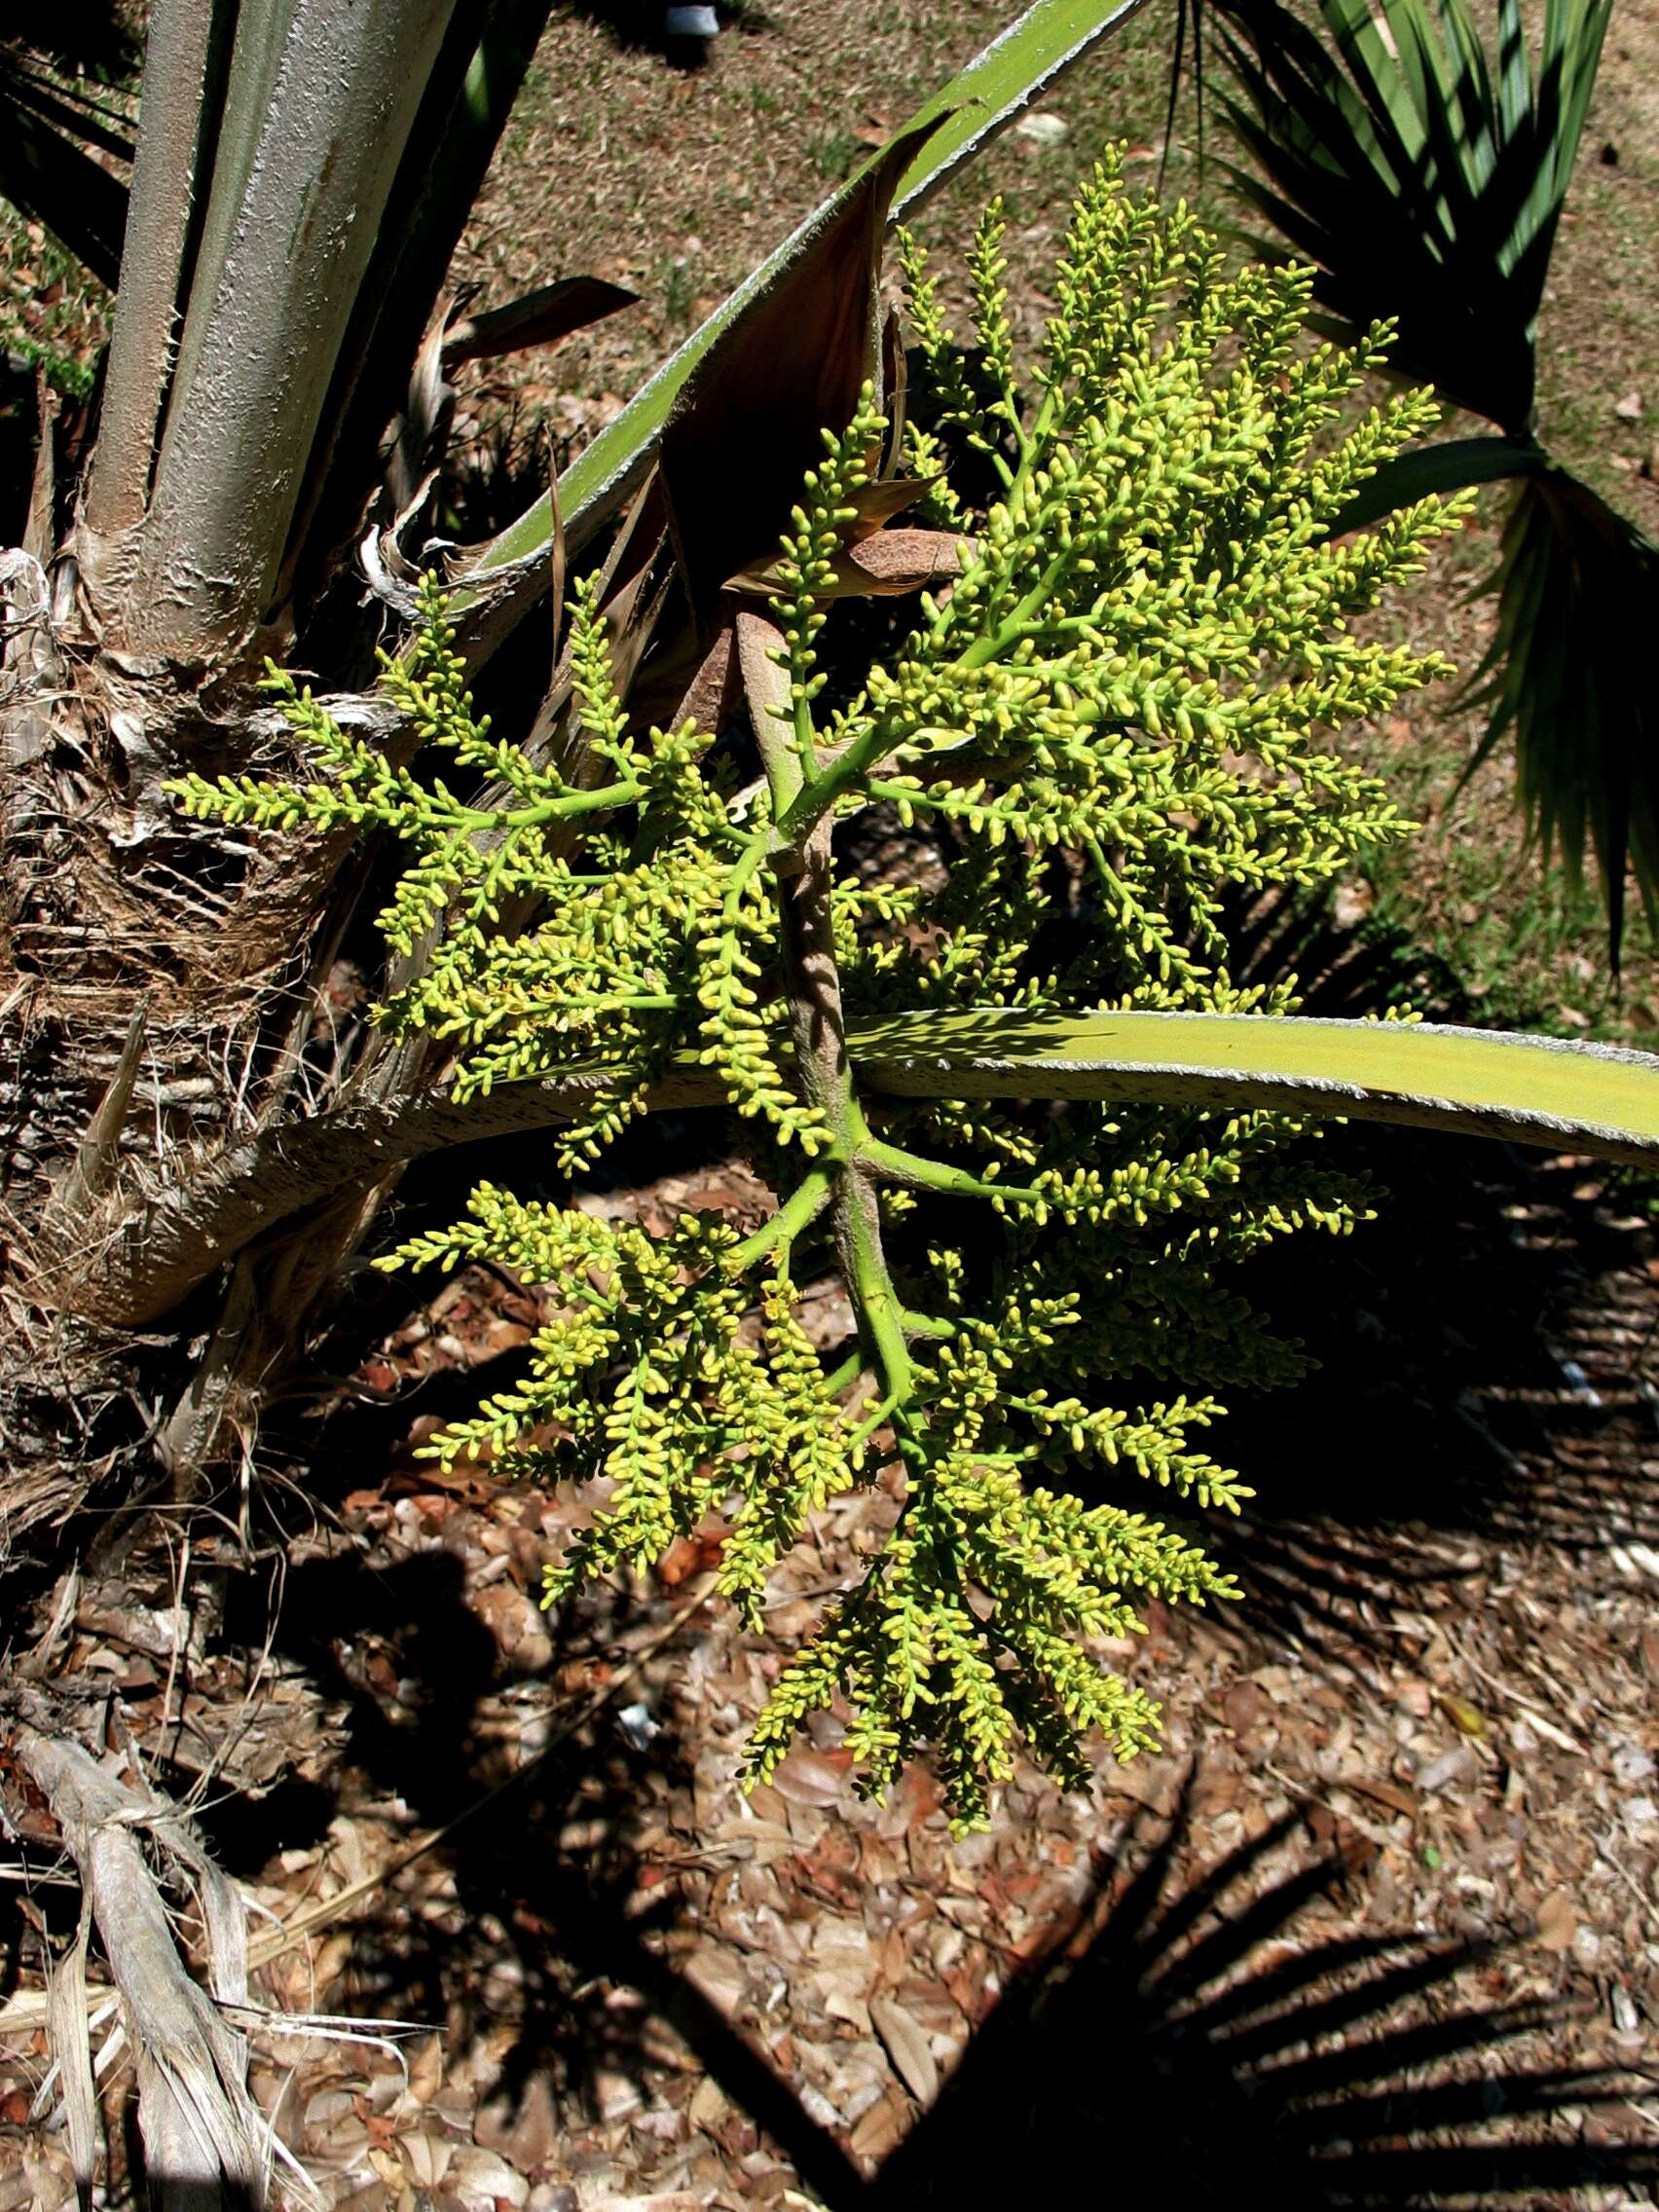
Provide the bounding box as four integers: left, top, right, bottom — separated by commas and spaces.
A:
868, 1993, 939, 2107
672, 625, 740, 735
682, 1943, 747, 2016
1341, 1772, 1418, 1820
849, 2090, 908, 2162
843, 472, 936, 538
840, 526, 964, 590
725, 524, 966, 601
441, 276, 636, 366
43, 1902, 97, 2195
771, 1747, 852, 1809
1535, 1889, 1577, 1952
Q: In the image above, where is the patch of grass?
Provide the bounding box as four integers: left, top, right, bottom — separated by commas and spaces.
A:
662, 255, 696, 328
5, 331, 96, 398
0, 208, 109, 398
805, 129, 859, 181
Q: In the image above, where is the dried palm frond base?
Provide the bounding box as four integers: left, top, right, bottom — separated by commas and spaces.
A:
4, 1696, 314, 2208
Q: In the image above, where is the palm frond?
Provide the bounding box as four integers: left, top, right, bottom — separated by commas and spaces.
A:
1459, 471, 1659, 972
849, 1007, 1659, 1165
0, 5, 137, 288
1327, 432, 1543, 535
1211, 0, 1610, 435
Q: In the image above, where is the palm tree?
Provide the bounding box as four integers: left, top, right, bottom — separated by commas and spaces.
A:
3, 3, 1656, 2197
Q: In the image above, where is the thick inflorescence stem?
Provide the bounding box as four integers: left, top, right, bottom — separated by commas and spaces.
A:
774, 797, 916, 1418
743, 601, 919, 1410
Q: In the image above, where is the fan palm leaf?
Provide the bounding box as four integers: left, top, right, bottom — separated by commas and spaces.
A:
1211, 0, 1609, 433
1461, 470, 1659, 961
1211, 0, 1655, 968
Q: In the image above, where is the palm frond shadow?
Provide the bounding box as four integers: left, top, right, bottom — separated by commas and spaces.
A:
208, 1542, 662, 2116
866, 1790, 1656, 2207
184, 1559, 1658, 2212
0, 2, 135, 291
152, 881, 1651, 2187
207, 1530, 871, 2205
1211, 1121, 1659, 1665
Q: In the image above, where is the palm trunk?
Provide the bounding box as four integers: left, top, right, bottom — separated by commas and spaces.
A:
121, 0, 461, 666
2, 1, 549, 1544
79, 0, 222, 574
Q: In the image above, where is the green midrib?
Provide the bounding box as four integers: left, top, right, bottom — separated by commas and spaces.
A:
846, 1008, 1659, 1154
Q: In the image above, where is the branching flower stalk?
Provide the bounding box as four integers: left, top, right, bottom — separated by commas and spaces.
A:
173, 157, 1466, 1830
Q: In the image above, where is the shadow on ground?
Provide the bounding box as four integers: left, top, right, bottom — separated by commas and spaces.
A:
209, 1538, 874, 2200
865, 1791, 1658, 2207
189, 1539, 1659, 2211
1206, 1121, 1659, 1665
1164, 889, 1659, 1661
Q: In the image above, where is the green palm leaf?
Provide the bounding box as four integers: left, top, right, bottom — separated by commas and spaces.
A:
90, 1007, 1659, 1331
848, 1007, 1659, 1166
1327, 433, 1543, 535
1210, 0, 1609, 435
1458, 472, 1659, 967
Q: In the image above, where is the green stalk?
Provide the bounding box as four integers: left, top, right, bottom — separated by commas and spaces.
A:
841, 1172, 916, 1409
771, 787, 917, 1414
862, 1132, 1041, 1209
729, 1168, 835, 1272
776, 531, 1077, 847
462, 777, 645, 830
777, 718, 904, 844
957, 539, 1076, 672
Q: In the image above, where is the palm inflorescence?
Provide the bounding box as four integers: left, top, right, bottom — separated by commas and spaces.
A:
175, 157, 1462, 1828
